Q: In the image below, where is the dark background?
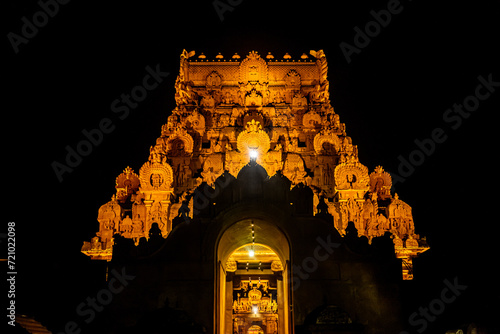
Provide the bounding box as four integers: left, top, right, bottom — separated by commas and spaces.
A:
4, 0, 499, 333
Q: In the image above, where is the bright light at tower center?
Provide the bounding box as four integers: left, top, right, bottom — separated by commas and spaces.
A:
252, 305, 258, 314
248, 248, 255, 257
249, 149, 258, 159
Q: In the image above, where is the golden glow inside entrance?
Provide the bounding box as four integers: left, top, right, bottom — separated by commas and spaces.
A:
227, 244, 281, 334
247, 325, 264, 334
216, 219, 291, 334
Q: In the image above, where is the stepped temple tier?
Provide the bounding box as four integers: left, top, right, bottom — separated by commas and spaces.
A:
81, 50, 429, 333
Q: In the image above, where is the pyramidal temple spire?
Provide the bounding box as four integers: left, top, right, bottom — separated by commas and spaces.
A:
82, 50, 428, 280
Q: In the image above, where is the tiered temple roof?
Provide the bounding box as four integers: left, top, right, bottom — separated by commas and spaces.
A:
82, 50, 428, 279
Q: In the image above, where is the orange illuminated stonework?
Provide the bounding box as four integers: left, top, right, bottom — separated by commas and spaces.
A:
82, 49, 428, 279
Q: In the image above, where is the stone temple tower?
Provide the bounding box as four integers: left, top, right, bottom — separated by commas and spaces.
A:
82, 50, 429, 334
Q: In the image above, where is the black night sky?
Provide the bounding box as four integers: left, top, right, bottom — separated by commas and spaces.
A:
4, 0, 500, 333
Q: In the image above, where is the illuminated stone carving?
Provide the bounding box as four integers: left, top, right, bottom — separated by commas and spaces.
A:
175, 49, 197, 105
201, 153, 224, 186
334, 162, 370, 192
285, 70, 302, 107
309, 49, 330, 103
115, 166, 140, 202
226, 259, 237, 272
369, 165, 392, 200
236, 119, 271, 163
302, 110, 321, 129
271, 260, 283, 271
239, 51, 268, 83
206, 71, 222, 90
313, 129, 341, 155
166, 126, 194, 155
96, 196, 121, 246
232, 280, 279, 333
82, 49, 428, 279
139, 161, 174, 192
283, 153, 307, 186
184, 109, 206, 136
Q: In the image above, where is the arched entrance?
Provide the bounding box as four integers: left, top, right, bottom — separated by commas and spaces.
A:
216, 219, 292, 334
230, 244, 279, 333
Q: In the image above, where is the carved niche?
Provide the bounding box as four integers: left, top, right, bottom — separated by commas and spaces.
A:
236, 119, 271, 158
97, 196, 121, 246
313, 130, 341, 155
115, 166, 140, 202
184, 109, 206, 137
369, 165, 392, 200
139, 160, 174, 192
302, 110, 322, 129
386, 194, 415, 238
147, 200, 170, 237
131, 195, 146, 240
239, 51, 268, 83
334, 162, 370, 192
284, 70, 301, 90
206, 71, 222, 90
166, 126, 194, 156
361, 196, 378, 236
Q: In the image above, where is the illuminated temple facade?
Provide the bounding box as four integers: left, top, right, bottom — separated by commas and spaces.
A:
82, 50, 429, 334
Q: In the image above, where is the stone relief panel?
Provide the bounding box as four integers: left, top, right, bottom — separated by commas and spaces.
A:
239, 51, 268, 83
283, 153, 308, 186
139, 160, 174, 193
313, 130, 341, 155
184, 109, 206, 137
201, 153, 225, 186
236, 119, 271, 159
334, 162, 370, 193
166, 127, 194, 156
115, 166, 140, 202
369, 165, 392, 200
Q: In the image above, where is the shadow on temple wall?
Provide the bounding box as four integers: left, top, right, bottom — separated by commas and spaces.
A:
112, 223, 166, 262
344, 221, 395, 258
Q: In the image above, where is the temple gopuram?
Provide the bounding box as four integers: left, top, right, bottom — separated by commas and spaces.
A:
81, 50, 429, 334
